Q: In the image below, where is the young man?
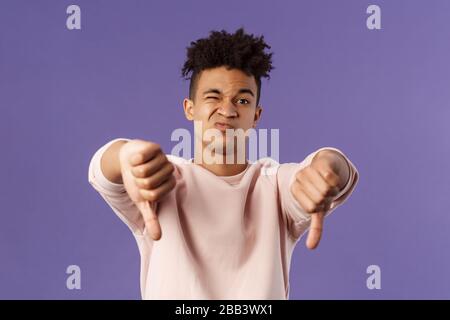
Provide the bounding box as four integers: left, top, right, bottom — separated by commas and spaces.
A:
88, 28, 359, 299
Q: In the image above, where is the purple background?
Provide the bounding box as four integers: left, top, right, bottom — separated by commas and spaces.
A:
1, 0, 449, 299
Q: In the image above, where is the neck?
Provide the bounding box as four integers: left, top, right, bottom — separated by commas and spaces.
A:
193, 138, 249, 176
194, 144, 249, 176
195, 158, 249, 176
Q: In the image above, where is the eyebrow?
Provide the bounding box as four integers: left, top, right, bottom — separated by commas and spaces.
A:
202, 88, 255, 97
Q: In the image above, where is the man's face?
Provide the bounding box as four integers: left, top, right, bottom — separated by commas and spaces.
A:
183, 66, 262, 158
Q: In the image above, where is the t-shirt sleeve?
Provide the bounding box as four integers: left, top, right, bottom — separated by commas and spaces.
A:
277, 147, 359, 241
88, 138, 146, 235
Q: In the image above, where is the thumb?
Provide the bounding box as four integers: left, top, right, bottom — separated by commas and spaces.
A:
137, 201, 161, 241
306, 211, 325, 250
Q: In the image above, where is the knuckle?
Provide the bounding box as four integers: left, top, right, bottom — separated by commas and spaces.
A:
130, 153, 143, 165
139, 189, 148, 200
147, 178, 158, 189
147, 190, 158, 202
324, 171, 338, 186
142, 178, 152, 189
295, 169, 304, 180
301, 200, 313, 213
140, 189, 156, 201
331, 177, 339, 187
322, 170, 333, 180
148, 142, 161, 153
137, 167, 147, 177
306, 204, 315, 213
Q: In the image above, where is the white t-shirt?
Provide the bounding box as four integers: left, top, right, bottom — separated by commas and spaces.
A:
88, 138, 359, 299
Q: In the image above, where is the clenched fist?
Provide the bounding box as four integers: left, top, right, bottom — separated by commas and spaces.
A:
291, 150, 349, 250
119, 139, 176, 241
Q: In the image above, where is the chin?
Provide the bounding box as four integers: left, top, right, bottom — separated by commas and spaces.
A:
202, 136, 232, 155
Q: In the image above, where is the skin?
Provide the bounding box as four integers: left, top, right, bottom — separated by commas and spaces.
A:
292, 149, 350, 249
183, 66, 262, 176
101, 66, 351, 248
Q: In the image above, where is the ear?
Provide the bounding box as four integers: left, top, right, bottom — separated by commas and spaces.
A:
253, 105, 262, 128
183, 98, 195, 121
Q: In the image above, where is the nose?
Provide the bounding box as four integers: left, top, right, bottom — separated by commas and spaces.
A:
217, 99, 237, 118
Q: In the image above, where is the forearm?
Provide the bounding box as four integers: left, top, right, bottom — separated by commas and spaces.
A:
100, 140, 128, 184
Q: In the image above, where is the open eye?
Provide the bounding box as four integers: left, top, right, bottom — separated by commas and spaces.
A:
237, 98, 250, 105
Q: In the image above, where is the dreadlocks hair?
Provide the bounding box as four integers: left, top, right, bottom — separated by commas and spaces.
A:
181, 27, 274, 106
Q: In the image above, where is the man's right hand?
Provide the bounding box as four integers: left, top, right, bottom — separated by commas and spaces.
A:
118, 139, 176, 241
